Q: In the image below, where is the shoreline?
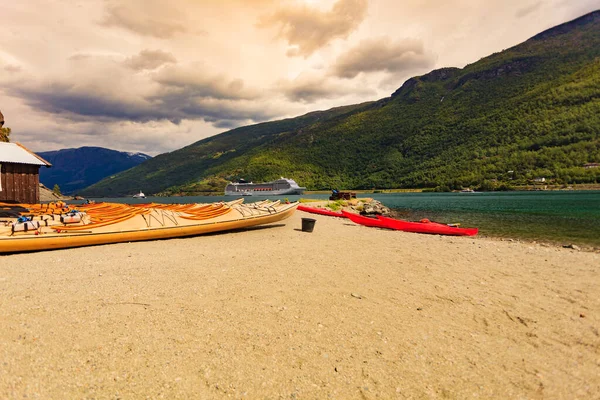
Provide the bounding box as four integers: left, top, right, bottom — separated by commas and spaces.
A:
299, 200, 600, 253
1, 209, 599, 398
123, 184, 600, 198
56, 195, 600, 251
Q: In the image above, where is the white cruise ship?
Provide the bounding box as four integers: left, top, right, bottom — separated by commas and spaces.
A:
224, 177, 305, 196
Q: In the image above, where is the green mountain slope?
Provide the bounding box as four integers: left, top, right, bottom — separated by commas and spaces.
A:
82, 11, 600, 196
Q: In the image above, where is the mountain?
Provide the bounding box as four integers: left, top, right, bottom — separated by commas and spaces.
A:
38, 147, 151, 195
79, 104, 372, 196
82, 11, 600, 196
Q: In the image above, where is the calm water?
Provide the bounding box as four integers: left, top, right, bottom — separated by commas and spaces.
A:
373, 191, 600, 248
81, 191, 600, 248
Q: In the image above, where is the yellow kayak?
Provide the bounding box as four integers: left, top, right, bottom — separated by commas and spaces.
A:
0, 200, 298, 254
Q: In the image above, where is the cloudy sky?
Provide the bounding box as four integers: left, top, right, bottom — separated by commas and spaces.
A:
1, 0, 597, 155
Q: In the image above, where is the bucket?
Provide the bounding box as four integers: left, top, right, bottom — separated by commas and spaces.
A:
301, 218, 316, 233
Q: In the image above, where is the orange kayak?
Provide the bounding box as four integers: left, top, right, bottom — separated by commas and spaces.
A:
0, 200, 298, 253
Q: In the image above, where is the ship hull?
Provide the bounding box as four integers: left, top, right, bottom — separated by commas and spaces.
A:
224, 178, 305, 196
225, 188, 304, 196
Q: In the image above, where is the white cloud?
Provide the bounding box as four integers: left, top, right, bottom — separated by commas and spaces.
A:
101, 1, 191, 38
278, 72, 374, 103
331, 36, 436, 79
259, 0, 368, 57
124, 50, 177, 70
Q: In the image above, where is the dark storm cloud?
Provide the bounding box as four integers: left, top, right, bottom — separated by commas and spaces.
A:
8, 83, 166, 122
153, 66, 259, 101
212, 120, 241, 129
5, 73, 280, 129
180, 98, 278, 124
279, 74, 374, 103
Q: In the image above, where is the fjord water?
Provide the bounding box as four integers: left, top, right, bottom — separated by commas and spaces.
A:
87, 191, 600, 248
374, 191, 600, 248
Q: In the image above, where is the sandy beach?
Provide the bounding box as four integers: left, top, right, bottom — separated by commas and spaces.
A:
0, 208, 598, 399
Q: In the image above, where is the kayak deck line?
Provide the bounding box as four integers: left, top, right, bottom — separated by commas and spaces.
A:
0, 200, 299, 253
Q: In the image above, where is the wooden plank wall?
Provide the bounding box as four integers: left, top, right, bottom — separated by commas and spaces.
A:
0, 163, 41, 203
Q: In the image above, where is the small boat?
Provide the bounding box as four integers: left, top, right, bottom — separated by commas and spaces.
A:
0, 200, 298, 253
342, 211, 478, 236
133, 191, 146, 198
297, 204, 346, 218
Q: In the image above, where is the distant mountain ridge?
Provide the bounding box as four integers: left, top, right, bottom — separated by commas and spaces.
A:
38, 147, 151, 195
81, 10, 600, 196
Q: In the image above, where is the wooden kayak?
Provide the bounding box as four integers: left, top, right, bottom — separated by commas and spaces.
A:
0, 201, 298, 254
297, 205, 346, 218
341, 211, 478, 236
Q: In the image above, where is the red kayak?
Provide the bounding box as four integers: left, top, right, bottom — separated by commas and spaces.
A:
341, 210, 388, 228
298, 205, 346, 218
377, 215, 478, 236
341, 211, 478, 236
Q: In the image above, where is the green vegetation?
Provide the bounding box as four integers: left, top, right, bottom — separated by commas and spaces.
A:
81, 12, 600, 197
52, 184, 61, 196
157, 176, 230, 196
0, 126, 10, 142
299, 198, 323, 203
326, 200, 345, 211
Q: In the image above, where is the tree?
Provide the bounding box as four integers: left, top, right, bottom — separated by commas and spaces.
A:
52, 184, 62, 197
0, 126, 10, 143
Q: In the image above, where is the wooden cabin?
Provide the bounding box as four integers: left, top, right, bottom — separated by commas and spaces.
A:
0, 142, 52, 204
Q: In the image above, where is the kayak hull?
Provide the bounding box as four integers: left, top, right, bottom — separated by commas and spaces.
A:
0, 202, 298, 254
341, 211, 478, 236
340, 211, 389, 228
298, 205, 346, 218
377, 215, 478, 236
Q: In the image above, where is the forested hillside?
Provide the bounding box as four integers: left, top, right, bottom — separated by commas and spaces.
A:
82, 11, 600, 196
80, 103, 372, 196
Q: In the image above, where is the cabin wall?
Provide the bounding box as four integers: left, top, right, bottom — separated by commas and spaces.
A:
0, 163, 41, 204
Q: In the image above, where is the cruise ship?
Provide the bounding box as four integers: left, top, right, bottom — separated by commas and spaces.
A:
224, 177, 306, 196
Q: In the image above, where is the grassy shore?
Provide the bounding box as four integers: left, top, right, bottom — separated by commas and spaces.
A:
305, 183, 600, 195
168, 183, 600, 197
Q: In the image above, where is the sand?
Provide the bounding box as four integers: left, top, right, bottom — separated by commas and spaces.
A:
0, 209, 598, 399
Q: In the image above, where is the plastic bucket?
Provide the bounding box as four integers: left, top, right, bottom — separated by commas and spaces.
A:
301, 218, 316, 233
